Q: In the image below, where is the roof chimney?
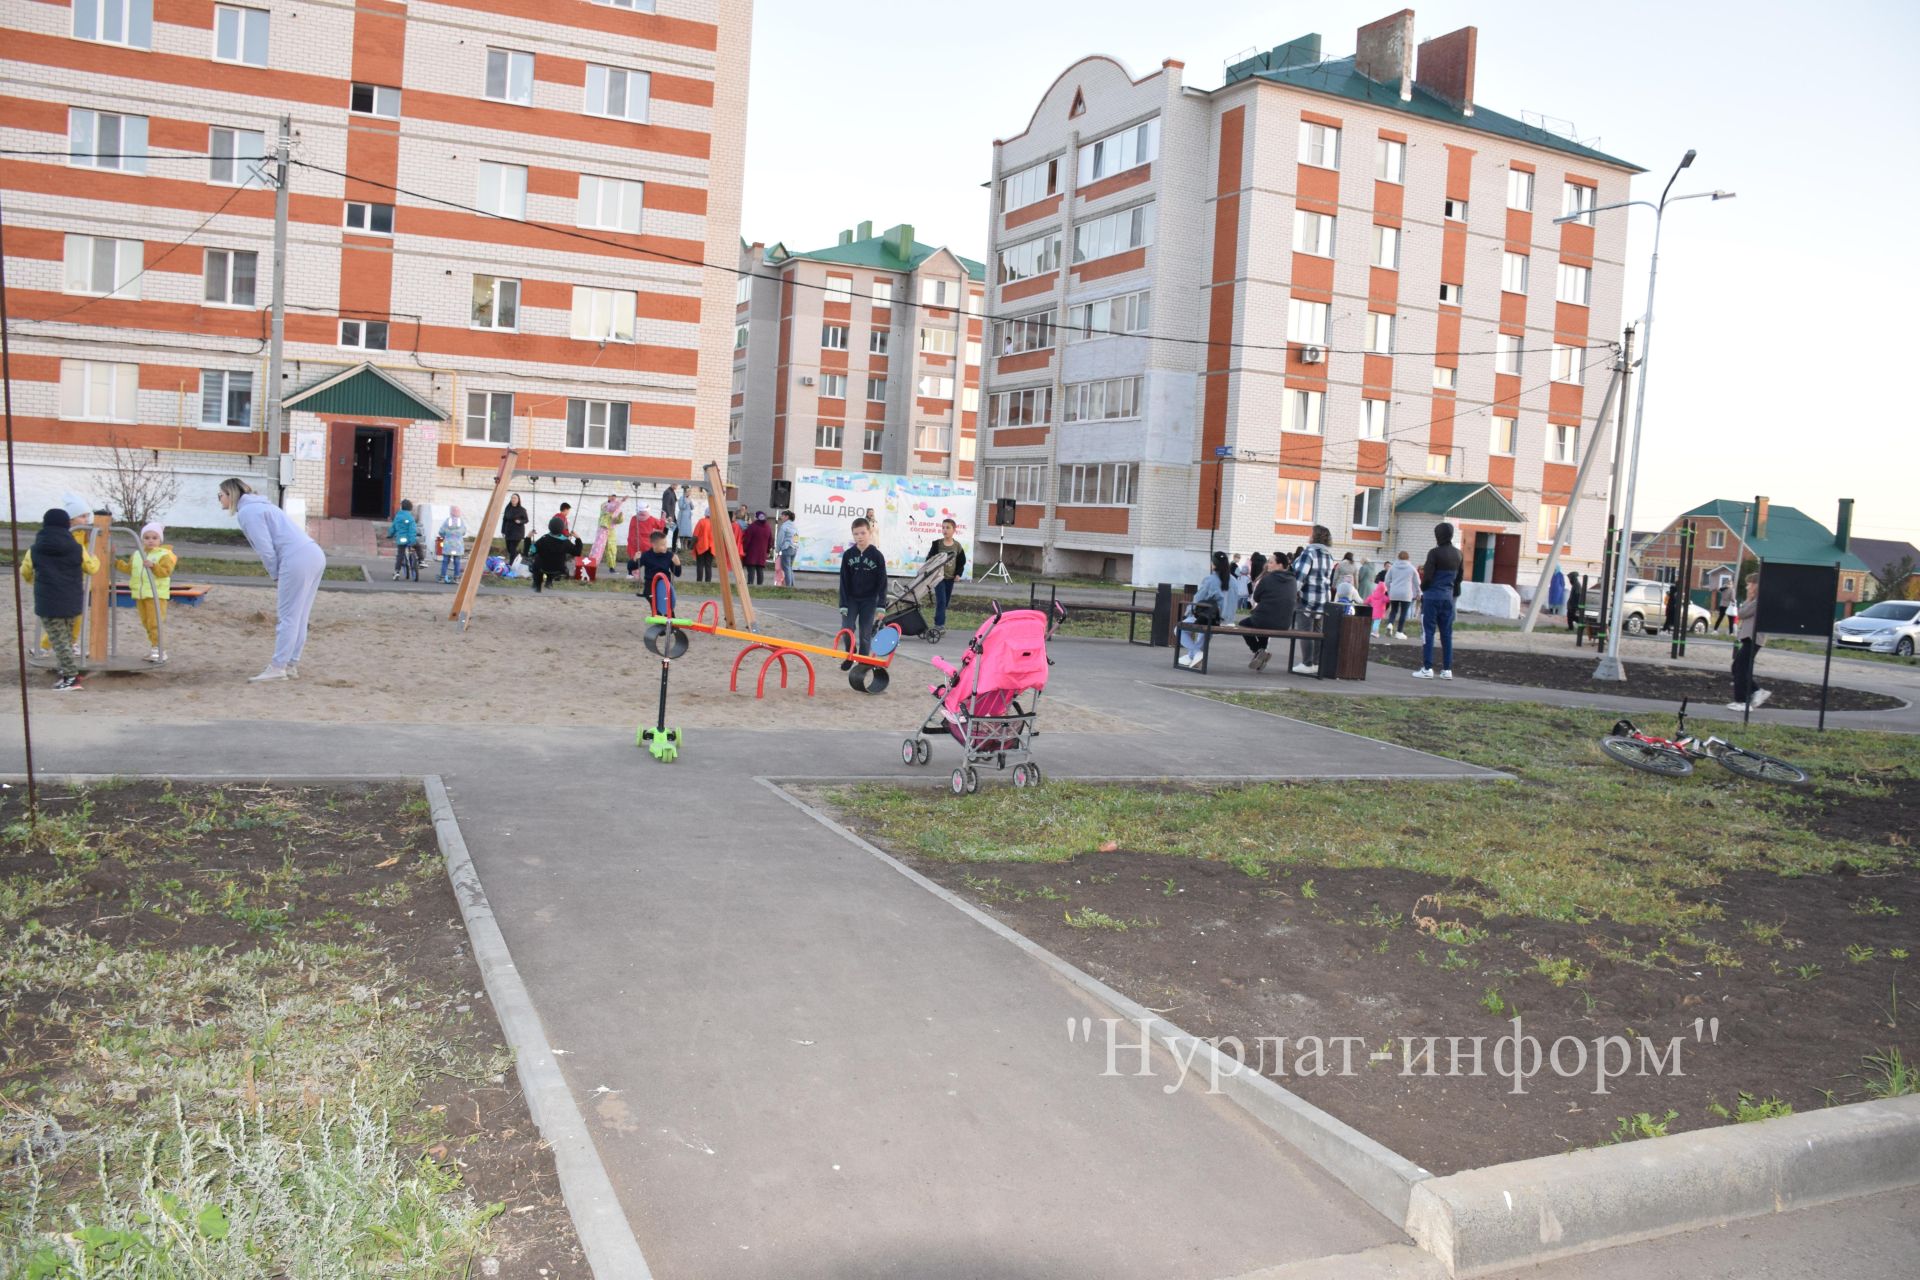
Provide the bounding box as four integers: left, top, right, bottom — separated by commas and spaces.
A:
857, 220, 873, 240
837, 229, 853, 246
885, 223, 914, 262
1354, 9, 1415, 102
1835, 498, 1854, 552
1415, 26, 1478, 116
1754, 495, 1770, 540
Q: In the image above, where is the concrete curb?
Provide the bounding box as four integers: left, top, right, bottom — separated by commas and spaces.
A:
762, 778, 1435, 1225
1404, 1094, 1920, 1277
424, 776, 654, 1280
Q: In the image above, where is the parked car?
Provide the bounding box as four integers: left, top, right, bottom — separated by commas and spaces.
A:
1578, 579, 1712, 636
1833, 600, 1920, 657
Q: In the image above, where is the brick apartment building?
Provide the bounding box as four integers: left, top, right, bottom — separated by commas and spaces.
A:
729, 223, 983, 512
1638, 497, 1872, 607
976, 10, 1639, 584
2, 0, 751, 529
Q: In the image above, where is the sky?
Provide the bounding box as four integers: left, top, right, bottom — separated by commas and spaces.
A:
740, 0, 1920, 549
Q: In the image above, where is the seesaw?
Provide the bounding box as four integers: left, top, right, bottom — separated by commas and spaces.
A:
642, 614, 901, 696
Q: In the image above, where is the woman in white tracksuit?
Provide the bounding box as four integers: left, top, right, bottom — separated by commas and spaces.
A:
220, 478, 326, 682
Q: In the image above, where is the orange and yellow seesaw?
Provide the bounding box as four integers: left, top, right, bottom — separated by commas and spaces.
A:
642, 611, 902, 697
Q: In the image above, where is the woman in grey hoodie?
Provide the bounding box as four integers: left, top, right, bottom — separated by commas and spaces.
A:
219, 478, 327, 682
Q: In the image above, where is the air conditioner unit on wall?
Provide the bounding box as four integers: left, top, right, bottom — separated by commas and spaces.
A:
799, 376, 815, 385
1300, 345, 1325, 364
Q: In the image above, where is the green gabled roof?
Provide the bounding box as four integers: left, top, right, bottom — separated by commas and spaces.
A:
1680, 499, 1870, 571
1396, 481, 1524, 523
769, 234, 986, 282
282, 362, 447, 421
1227, 53, 1641, 173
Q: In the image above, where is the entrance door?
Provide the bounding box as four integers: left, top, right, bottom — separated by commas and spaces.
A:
1492, 533, 1520, 586
1472, 532, 1496, 582
326, 421, 357, 518
350, 427, 395, 519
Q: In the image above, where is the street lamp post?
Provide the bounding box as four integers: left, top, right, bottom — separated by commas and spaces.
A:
1556, 150, 1734, 681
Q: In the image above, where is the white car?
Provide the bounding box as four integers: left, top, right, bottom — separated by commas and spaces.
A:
1833, 600, 1920, 657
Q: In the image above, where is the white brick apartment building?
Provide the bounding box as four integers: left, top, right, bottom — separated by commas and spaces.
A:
1, 0, 751, 530
977, 10, 1639, 586
729, 223, 983, 513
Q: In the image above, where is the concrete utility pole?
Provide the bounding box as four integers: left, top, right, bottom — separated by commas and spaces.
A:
1518, 328, 1627, 633
266, 114, 290, 506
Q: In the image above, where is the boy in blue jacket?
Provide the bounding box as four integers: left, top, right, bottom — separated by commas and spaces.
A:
837, 517, 887, 669
632, 528, 682, 616
387, 499, 420, 580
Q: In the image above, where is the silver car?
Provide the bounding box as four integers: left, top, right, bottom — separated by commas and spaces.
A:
1834, 600, 1920, 657
1581, 579, 1713, 636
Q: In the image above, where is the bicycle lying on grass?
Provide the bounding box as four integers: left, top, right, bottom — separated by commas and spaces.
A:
1599, 699, 1808, 783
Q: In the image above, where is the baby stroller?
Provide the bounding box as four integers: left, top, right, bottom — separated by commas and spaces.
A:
881, 548, 954, 643
900, 603, 1063, 794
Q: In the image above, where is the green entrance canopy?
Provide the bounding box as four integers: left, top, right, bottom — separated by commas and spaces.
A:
281, 362, 448, 421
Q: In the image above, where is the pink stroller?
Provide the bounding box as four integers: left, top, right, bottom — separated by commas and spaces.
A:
900, 604, 1062, 794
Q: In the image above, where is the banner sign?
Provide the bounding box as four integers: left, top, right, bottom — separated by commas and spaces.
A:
790, 469, 977, 576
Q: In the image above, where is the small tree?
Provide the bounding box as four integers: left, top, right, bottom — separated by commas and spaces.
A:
93, 435, 181, 531
1869, 555, 1915, 604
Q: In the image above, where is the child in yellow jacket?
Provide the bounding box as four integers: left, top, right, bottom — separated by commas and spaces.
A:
118, 523, 177, 662
21, 521, 102, 656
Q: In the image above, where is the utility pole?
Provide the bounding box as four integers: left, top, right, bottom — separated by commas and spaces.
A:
1517, 333, 1626, 633
266, 114, 290, 506
1593, 323, 1636, 679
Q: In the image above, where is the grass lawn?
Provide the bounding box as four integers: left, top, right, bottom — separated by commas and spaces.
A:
3, 551, 363, 583
5, 523, 251, 548
828, 694, 1917, 936
1765, 635, 1918, 667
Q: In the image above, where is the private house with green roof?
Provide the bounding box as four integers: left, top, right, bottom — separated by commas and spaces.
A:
978, 9, 1637, 583
1637, 497, 1874, 608
730, 223, 986, 510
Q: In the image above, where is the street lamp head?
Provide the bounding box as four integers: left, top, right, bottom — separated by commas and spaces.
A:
1680, 148, 1697, 169
1711, 190, 1736, 200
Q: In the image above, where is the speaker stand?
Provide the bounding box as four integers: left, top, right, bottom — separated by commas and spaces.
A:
981, 526, 1013, 583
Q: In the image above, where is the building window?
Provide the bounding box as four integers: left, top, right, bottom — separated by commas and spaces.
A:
1298, 121, 1340, 169
484, 49, 534, 105
465, 390, 513, 443
349, 83, 401, 118
213, 4, 269, 65
819, 373, 847, 399
1551, 344, 1584, 384
730, 367, 745, 395
987, 464, 1044, 503
59, 359, 138, 422
74, 0, 153, 48
727, 414, 742, 443
988, 387, 1051, 428
998, 311, 1055, 354
1426, 453, 1453, 477
471, 275, 520, 330
916, 423, 952, 452
68, 108, 147, 173
1072, 202, 1155, 264
199, 369, 253, 428
1538, 503, 1566, 544
578, 175, 644, 232
1443, 197, 1468, 221
1557, 263, 1591, 306
63, 235, 142, 298
1293, 209, 1335, 256
1352, 486, 1383, 530
824, 274, 853, 303
1708, 529, 1727, 550
1489, 416, 1517, 456
864, 426, 884, 453
1067, 290, 1150, 341
585, 64, 649, 122
203, 248, 257, 306
967, 292, 983, 315
1548, 424, 1579, 464
1844, 576, 1857, 593
209, 127, 266, 186
1358, 398, 1388, 441
1058, 462, 1135, 506
1276, 478, 1317, 524
1371, 224, 1400, 269
1002, 157, 1059, 211
814, 424, 843, 450
997, 234, 1061, 284
339, 319, 388, 350
1433, 366, 1457, 390
733, 325, 748, 349
570, 286, 636, 342
965, 340, 982, 367
1495, 333, 1522, 376
1438, 281, 1463, 305
1376, 136, 1405, 184
866, 376, 887, 402
1282, 388, 1324, 435
1365, 311, 1394, 354
1077, 118, 1159, 185
592, 0, 658, 10
921, 278, 959, 308
821, 324, 848, 351
1501, 251, 1530, 294
871, 279, 895, 307
1507, 167, 1534, 212
961, 385, 979, 412
869, 329, 889, 355
476, 161, 528, 219
1561, 181, 1596, 226
567, 398, 630, 452
344, 202, 394, 235
919, 326, 956, 355
916, 375, 954, 401
1286, 298, 1329, 345
735, 274, 753, 306
1063, 376, 1141, 423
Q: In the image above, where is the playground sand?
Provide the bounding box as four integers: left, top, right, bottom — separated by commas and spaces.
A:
4, 586, 1138, 733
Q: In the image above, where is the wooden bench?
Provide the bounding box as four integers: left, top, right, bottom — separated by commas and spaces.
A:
1029, 582, 1176, 646
1173, 621, 1325, 675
